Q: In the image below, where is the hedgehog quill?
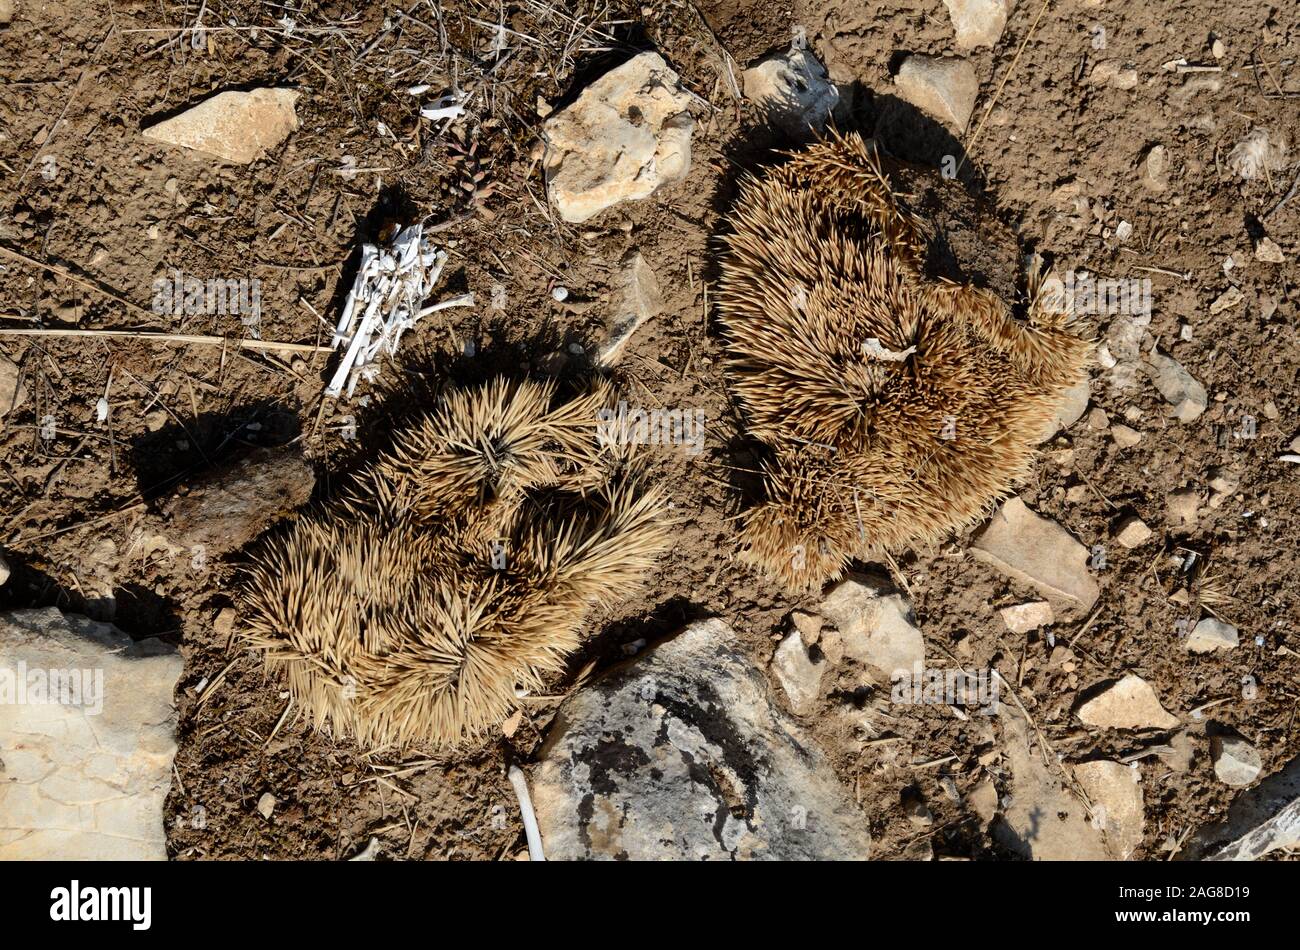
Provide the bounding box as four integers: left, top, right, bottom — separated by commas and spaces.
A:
718, 131, 1091, 591
243, 378, 671, 749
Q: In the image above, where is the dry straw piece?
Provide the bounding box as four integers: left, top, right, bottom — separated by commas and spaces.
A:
718, 131, 1091, 591
243, 378, 671, 749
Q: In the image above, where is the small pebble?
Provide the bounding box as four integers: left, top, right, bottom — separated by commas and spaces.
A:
1111, 424, 1142, 448
257, 792, 277, 819
1211, 735, 1261, 787
1115, 515, 1153, 548
1255, 237, 1285, 263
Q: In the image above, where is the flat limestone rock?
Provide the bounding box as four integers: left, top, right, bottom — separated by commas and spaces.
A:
893, 55, 978, 131
817, 571, 924, 680
143, 88, 301, 164
544, 52, 694, 223
994, 713, 1109, 860
532, 618, 872, 860
1072, 760, 1145, 859
1076, 673, 1179, 731
596, 252, 664, 366
970, 496, 1099, 609
0, 608, 182, 860
943, 0, 1014, 49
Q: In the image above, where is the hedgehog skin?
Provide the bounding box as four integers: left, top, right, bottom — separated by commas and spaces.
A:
718, 131, 1091, 592
243, 378, 670, 750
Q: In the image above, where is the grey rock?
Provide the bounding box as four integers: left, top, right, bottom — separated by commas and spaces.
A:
0, 608, 182, 859
532, 618, 872, 860
742, 49, 839, 136
596, 252, 663, 366
1186, 618, 1239, 654
1212, 735, 1262, 787
817, 571, 924, 681
894, 56, 979, 131
1143, 349, 1207, 422
770, 630, 824, 715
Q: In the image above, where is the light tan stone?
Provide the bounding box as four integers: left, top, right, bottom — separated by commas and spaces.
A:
817, 572, 924, 680
544, 52, 693, 223
970, 496, 1100, 609
1073, 760, 1145, 859
143, 88, 300, 164
0, 608, 182, 860
1186, 618, 1239, 653
943, 0, 1014, 49
1076, 673, 1179, 731
998, 600, 1054, 634
1114, 515, 1153, 548
894, 56, 978, 131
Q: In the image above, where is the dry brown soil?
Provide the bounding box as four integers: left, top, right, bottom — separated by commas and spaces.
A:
1, 0, 1297, 859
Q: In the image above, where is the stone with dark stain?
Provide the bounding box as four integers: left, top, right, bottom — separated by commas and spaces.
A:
532, 618, 872, 860
144, 446, 314, 557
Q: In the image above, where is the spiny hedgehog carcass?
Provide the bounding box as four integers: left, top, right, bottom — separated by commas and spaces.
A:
718, 131, 1091, 591
242, 377, 670, 750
